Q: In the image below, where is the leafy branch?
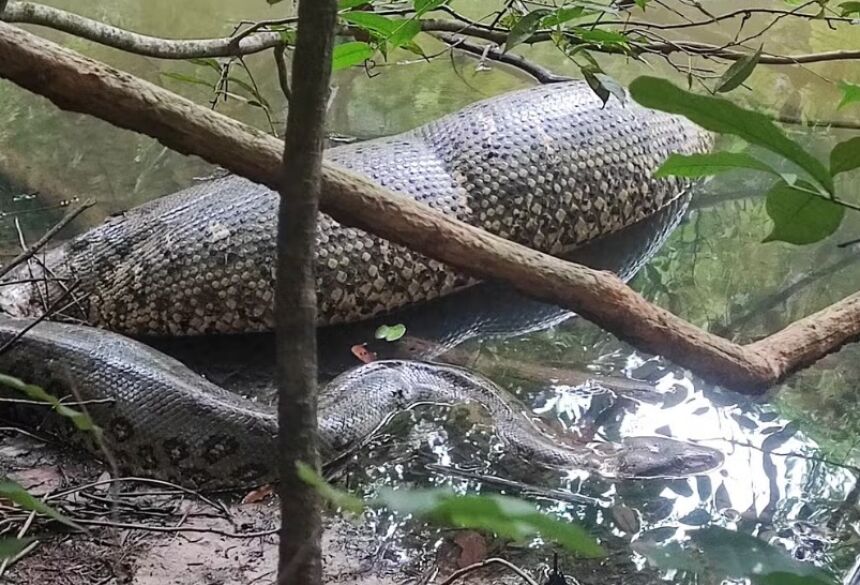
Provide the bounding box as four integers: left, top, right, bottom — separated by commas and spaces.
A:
630, 76, 860, 245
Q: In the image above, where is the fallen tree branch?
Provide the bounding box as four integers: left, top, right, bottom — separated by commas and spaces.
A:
0, 22, 859, 394
438, 557, 539, 585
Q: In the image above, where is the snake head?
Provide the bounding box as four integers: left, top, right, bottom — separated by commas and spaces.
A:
614, 436, 724, 479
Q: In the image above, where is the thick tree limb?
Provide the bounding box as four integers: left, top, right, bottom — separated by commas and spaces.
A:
0, 21, 859, 394
0, 1, 282, 58
274, 1, 335, 584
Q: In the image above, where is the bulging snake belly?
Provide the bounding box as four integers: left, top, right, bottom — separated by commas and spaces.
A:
0, 81, 711, 335
0, 82, 722, 486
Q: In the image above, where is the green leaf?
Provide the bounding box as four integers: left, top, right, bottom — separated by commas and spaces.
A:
830, 136, 860, 176
340, 12, 397, 35
187, 58, 222, 73
838, 1, 860, 16
632, 538, 705, 573
339, 0, 371, 9
0, 374, 100, 435
838, 80, 860, 109
340, 13, 419, 49
541, 6, 586, 27
654, 151, 779, 178
689, 527, 832, 581
629, 76, 834, 195
0, 480, 82, 530
505, 10, 551, 51
226, 77, 271, 109
763, 180, 844, 245
754, 573, 835, 585
716, 45, 762, 93
387, 19, 421, 49
636, 527, 836, 583
332, 41, 375, 71
572, 27, 628, 45
296, 462, 365, 514
413, 0, 449, 16
374, 323, 407, 342
0, 538, 35, 560
376, 488, 604, 557
158, 72, 214, 89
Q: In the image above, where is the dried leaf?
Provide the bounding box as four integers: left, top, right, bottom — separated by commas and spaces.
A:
241, 484, 274, 504
351, 344, 377, 363
453, 530, 488, 568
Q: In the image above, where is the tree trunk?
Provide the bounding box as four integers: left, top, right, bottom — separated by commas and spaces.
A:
275, 2, 336, 584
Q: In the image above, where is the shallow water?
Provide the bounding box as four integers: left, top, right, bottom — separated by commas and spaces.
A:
1, 0, 860, 583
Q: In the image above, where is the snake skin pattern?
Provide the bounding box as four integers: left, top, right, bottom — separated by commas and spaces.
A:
0, 81, 712, 335
0, 317, 723, 487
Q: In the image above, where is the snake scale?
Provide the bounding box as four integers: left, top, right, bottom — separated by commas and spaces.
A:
0, 82, 722, 486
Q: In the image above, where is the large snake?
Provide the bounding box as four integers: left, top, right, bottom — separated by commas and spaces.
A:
0, 317, 722, 487
0, 82, 721, 486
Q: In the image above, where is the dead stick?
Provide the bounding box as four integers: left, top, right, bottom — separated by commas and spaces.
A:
0, 22, 856, 393
0, 282, 79, 355
438, 557, 539, 585
0, 199, 93, 280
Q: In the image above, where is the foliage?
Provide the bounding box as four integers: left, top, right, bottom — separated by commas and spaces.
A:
299, 464, 605, 557
0, 479, 82, 531
633, 526, 836, 585
0, 538, 35, 561
840, 81, 860, 109
0, 374, 100, 436
630, 76, 860, 245
374, 323, 406, 342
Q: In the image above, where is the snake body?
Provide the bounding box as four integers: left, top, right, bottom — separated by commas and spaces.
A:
0, 82, 721, 485
0, 318, 722, 487
0, 81, 711, 335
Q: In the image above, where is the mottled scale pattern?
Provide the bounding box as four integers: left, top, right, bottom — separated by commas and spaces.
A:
0, 318, 723, 487
0, 81, 712, 335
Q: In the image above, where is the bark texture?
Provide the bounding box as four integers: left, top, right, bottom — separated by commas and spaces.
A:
274, 2, 336, 584
0, 21, 857, 394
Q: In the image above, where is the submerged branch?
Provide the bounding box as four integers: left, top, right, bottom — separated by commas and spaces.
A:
1, 21, 860, 394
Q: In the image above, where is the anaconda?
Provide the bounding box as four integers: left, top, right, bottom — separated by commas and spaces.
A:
0, 81, 719, 486
0, 81, 712, 334
0, 317, 723, 488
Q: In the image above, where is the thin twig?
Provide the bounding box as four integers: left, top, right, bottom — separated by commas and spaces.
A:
437, 557, 539, 585
0, 282, 80, 355
71, 518, 278, 539
431, 32, 573, 83
426, 463, 607, 508
773, 114, 860, 132
273, 45, 291, 104
722, 438, 860, 473
0, 200, 93, 281
46, 477, 232, 521
0, 510, 36, 578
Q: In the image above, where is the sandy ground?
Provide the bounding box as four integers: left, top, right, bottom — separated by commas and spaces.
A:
0, 430, 660, 585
